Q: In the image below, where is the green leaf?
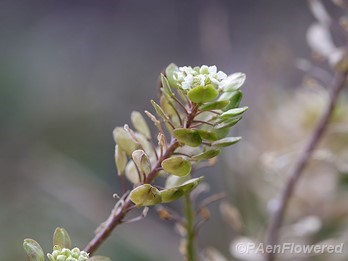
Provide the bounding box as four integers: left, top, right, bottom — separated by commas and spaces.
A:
53, 227, 71, 249
196, 129, 218, 141
199, 100, 230, 111
132, 150, 151, 175
129, 184, 162, 207
165, 63, 180, 89
173, 128, 202, 147
115, 145, 127, 176
113, 127, 138, 155
131, 111, 151, 139
220, 106, 248, 120
215, 117, 242, 130
161, 156, 192, 177
192, 149, 220, 161
187, 84, 219, 103
220, 73, 246, 92
212, 137, 242, 147
160, 187, 184, 203
89, 257, 111, 261
23, 239, 44, 261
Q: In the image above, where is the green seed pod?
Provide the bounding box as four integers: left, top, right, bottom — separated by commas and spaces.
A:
113, 127, 138, 155
115, 145, 127, 176
125, 160, 141, 184
192, 149, 221, 161
53, 227, 71, 249
161, 74, 174, 97
161, 156, 192, 177
165, 63, 180, 89
176, 177, 204, 193
160, 187, 184, 203
165, 175, 190, 189
212, 137, 242, 147
215, 117, 242, 130
199, 100, 230, 111
23, 239, 44, 261
131, 111, 151, 139
187, 84, 219, 104
132, 150, 151, 176
173, 128, 202, 147
196, 129, 218, 141
219, 106, 248, 120
219, 72, 246, 92
151, 100, 171, 123
220, 90, 243, 111
129, 184, 162, 207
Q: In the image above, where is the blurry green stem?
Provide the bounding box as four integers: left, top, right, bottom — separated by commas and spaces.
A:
184, 193, 196, 261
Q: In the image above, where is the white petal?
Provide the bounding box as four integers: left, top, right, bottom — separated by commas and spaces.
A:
208, 65, 217, 74
217, 71, 227, 80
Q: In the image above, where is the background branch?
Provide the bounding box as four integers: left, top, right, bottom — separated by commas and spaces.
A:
266, 70, 348, 261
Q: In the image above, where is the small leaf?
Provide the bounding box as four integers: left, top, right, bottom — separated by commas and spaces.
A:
115, 145, 127, 176
160, 187, 184, 203
165, 63, 180, 89
89, 256, 111, 261
129, 184, 162, 207
131, 111, 151, 139
215, 117, 242, 130
219, 73, 246, 92
173, 128, 202, 147
187, 84, 219, 103
161, 156, 191, 177
53, 227, 71, 249
199, 100, 230, 111
23, 239, 44, 261
196, 129, 218, 141
132, 150, 151, 175
113, 127, 138, 155
192, 149, 220, 161
212, 137, 242, 147
220, 106, 248, 120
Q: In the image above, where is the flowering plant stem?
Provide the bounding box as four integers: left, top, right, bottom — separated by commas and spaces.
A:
184, 194, 196, 261
84, 103, 199, 256
266, 70, 348, 261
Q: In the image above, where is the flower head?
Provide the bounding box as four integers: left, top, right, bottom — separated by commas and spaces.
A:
174, 65, 227, 90
47, 246, 89, 261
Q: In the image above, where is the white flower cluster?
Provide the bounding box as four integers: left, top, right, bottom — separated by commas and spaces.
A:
174, 65, 227, 90
47, 246, 89, 261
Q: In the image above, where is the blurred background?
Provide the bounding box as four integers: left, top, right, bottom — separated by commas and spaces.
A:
1, 0, 348, 260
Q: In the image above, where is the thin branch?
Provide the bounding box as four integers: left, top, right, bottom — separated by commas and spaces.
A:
266, 71, 347, 261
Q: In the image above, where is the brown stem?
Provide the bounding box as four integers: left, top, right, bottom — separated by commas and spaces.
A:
84, 100, 200, 255
265, 71, 347, 261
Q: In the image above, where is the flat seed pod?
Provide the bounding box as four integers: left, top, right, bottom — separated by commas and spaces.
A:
53, 227, 71, 249
178, 177, 204, 193
196, 129, 218, 141
132, 150, 151, 175
220, 106, 248, 120
131, 111, 151, 139
215, 117, 242, 130
223, 90, 243, 111
173, 128, 202, 147
199, 100, 230, 111
160, 187, 184, 203
212, 137, 242, 147
113, 127, 138, 155
161, 156, 192, 177
23, 239, 44, 261
192, 149, 221, 161
165, 63, 180, 89
219, 72, 246, 92
187, 84, 219, 103
115, 145, 127, 176
129, 184, 162, 207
